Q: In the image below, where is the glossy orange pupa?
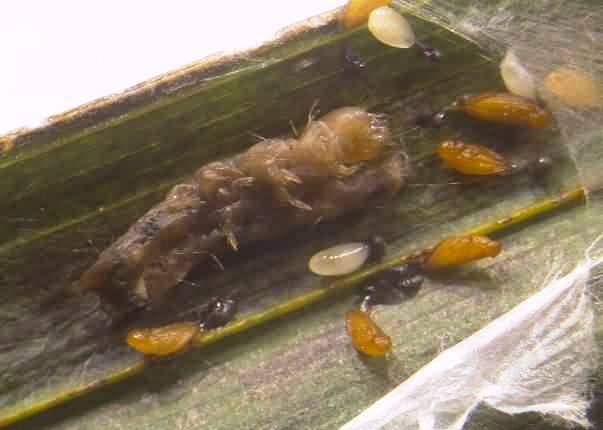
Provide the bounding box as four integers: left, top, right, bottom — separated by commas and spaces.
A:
126, 322, 199, 357
437, 140, 510, 176
345, 309, 392, 357
454, 92, 552, 128
423, 235, 501, 271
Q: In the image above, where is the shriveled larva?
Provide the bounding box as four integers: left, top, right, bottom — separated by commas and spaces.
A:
437, 140, 509, 176
368, 6, 415, 49
423, 235, 501, 271
345, 309, 392, 357
499, 49, 536, 100
454, 92, 552, 128
308, 235, 386, 277
79, 106, 407, 310
341, 0, 391, 29
544, 67, 603, 109
126, 322, 199, 357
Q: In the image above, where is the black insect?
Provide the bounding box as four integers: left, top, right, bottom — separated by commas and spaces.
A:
200, 296, 239, 330
343, 48, 368, 75
414, 110, 447, 128
359, 263, 424, 311
415, 41, 442, 62
497, 154, 554, 180
366, 234, 387, 264
342, 48, 379, 99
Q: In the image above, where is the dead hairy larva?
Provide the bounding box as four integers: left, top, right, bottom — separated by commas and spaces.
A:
79, 106, 408, 310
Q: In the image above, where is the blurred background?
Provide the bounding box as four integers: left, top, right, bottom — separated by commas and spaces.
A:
0, 0, 345, 134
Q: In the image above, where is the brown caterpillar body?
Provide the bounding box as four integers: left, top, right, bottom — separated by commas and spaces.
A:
78, 106, 407, 309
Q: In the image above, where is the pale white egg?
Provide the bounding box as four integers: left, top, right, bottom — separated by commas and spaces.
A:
500, 49, 536, 100
308, 242, 371, 276
368, 6, 416, 49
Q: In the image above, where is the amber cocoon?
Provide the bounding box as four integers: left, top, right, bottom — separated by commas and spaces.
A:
456, 92, 552, 128
437, 140, 508, 176
126, 322, 199, 357
341, 0, 391, 29
345, 309, 392, 357
424, 235, 501, 271
544, 67, 603, 109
